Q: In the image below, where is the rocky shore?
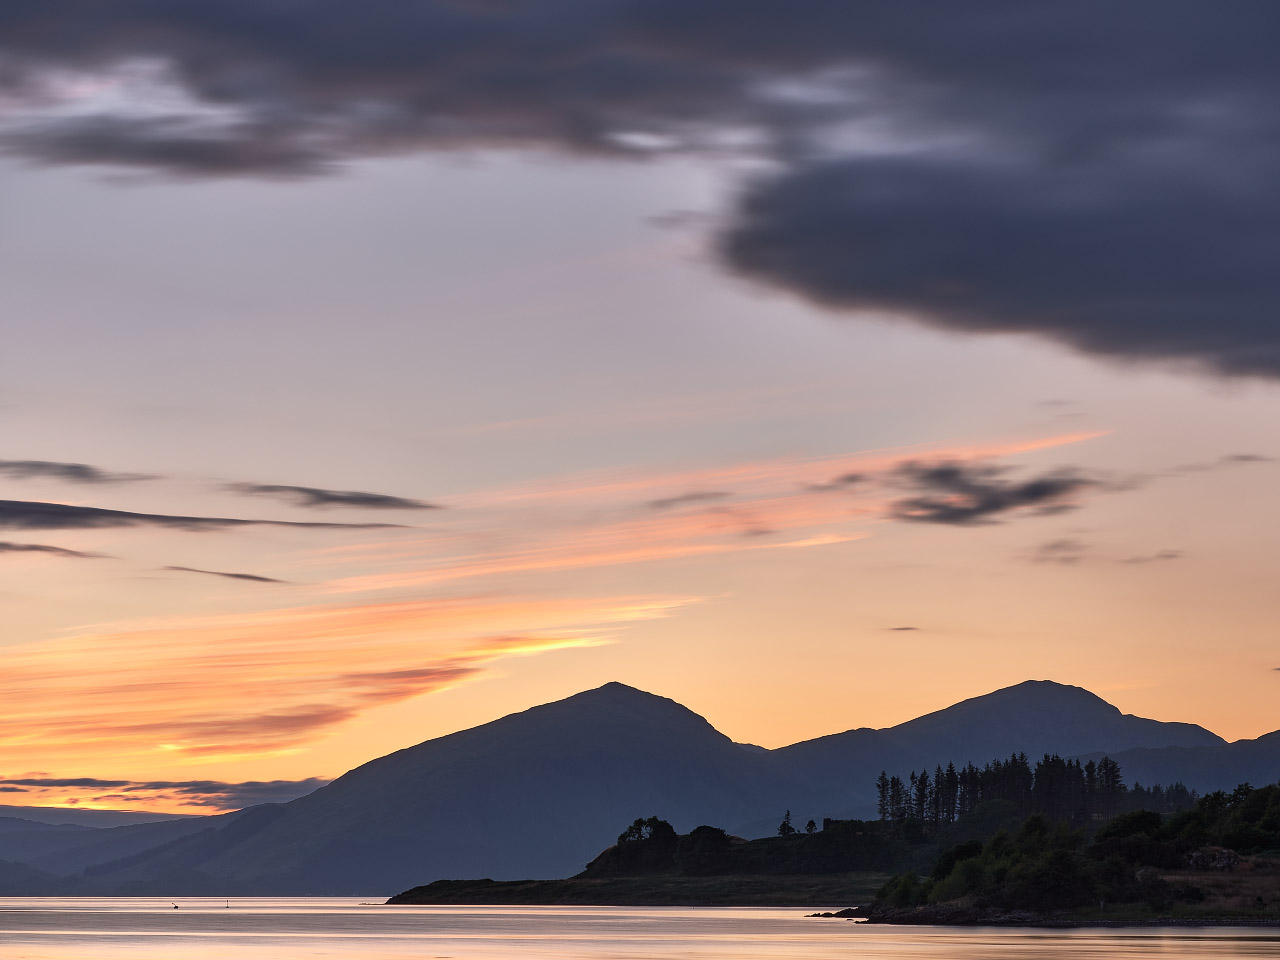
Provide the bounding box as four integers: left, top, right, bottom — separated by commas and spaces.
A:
809, 902, 1280, 927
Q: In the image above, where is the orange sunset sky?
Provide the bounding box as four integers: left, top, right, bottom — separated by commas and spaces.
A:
2, 5, 1279, 815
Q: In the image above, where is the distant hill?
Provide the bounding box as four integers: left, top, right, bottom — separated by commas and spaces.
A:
1088, 730, 1280, 796
0, 805, 192, 828
1, 679, 1274, 895
4, 814, 224, 878
0, 817, 93, 836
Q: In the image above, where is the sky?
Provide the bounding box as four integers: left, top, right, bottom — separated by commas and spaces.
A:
1, 2, 1279, 814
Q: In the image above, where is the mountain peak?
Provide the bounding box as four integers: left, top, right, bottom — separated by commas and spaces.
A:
533, 681, 723, 735
968, 679, 1119, 712
583, 680, 649, 698
888, 678, 1223, 758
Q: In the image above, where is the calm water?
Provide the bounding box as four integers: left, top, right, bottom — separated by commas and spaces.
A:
0, 899, 1276, 959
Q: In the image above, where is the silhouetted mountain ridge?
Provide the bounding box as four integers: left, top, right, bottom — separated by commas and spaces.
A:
1, 679, 1271, 895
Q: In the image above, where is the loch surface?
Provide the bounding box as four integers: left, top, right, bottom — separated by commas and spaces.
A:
0, 899, 1277, 959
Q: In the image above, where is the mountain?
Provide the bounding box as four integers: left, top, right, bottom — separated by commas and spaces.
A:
1, 679, 1272, 895
79, 683, 789, 894
769, 680, 1226, 823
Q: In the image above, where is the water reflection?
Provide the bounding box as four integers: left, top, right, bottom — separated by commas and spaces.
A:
0, 899, 1275, 959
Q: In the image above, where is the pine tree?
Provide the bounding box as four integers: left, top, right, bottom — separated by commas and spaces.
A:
888, 775, 906, 822
876, 770, 890, 821
914, 768, 931, 823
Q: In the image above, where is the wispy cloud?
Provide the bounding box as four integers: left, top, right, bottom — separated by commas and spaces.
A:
1173, 453, 1273, 474
0, 594, 696, 768
162, 566, 288, 584
1027, 540, 1182, 567
1032, 538, 1090, 565
1121, 550, 1182, 565
327, 499, 867, 595
0, 776, 328, 812
0, 499, 398, 531
0, 541, 106, 559
648, 490, 732, 510
321, 432, 1106, 596
460, 431, 1108, 509
226, 483, 439, 511
808, 472, 865, 492
0, 459, 155, 483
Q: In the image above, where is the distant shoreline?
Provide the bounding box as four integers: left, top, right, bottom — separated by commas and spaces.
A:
386, 873, 887, 907
837, 903, 1280, 928
863, 916, 1280, 928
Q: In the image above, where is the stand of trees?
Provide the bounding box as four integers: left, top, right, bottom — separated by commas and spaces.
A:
875, 754, 1197, 830
874, 782, 1280, 917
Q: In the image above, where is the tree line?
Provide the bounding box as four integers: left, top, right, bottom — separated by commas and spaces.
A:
874, 782, 1280, 917
874, 753, 1197, 829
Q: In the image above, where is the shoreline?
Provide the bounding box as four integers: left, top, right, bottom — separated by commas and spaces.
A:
861, 916, 1280, 928
846, 904, 1280, 928
387, 874, 887, 907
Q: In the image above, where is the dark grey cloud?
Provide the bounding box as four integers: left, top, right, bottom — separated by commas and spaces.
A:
888, 626, 918, 632
0, 499, 396, 531
0, 777, 327, 808
888, 461, 1095, 526
721, 156, 1280, 379
0, 459, 154, 483
226, 483, 438, 510
1, 3, 1278, 376
1032, 539, 1090, 565
649, 490, 732, 510
0, 541, 106, 559
163, 565, 287, 584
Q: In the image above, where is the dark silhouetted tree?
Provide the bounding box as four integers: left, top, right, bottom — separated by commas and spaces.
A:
675, 825, 731, 875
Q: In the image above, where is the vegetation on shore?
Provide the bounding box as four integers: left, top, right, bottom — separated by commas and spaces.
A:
865, 783, 1280, 924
